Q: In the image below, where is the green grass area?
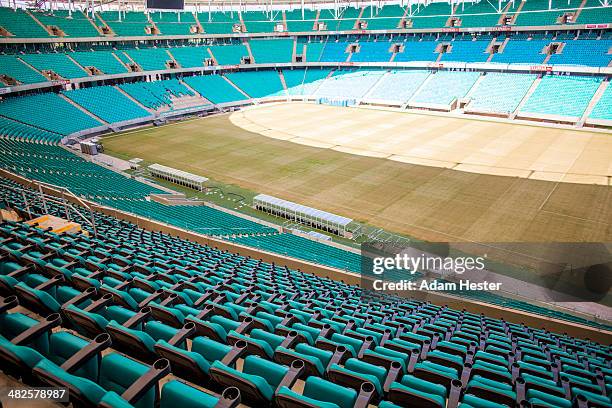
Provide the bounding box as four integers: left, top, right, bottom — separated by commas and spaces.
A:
102, 110, 612, 295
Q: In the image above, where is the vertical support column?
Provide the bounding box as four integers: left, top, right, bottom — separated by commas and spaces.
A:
39, 184, 48, 214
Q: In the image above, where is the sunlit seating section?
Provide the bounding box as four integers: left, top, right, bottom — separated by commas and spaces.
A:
350, 41, 393, 62
303, 41, 326, 62
410, 2, 454, 29
224, 71, 284, 98
0, 7, 50, 37
360, 5, 404, 30
576, 0, 612, 24
467, 73, 537, 113
169, 46, 209, 68
589, 83, 612, 120
548, 39, 612, 67
314, 70, 385, 100
0, 55, 48, 85
513, 0, 575, 26
119, 79, 193, 110
282, 68, 331, 96
208, 44, 249, 65
319, 41, 350, 62
70, 51, 128, 74
36, 10, 100, 37
123, 48, 173, 71
250, 39, 294, 63
183, 74, 249, 104
490, 38, 549, 64
521, 75, 602, 118
63, 86, 151, 123
0, 93, 101, 135
284, 9, 317, 31
20, 53, 88, 79
440, 40, 490, 62
411, 71, 480, 105
394, 39, 439, 62
367, 70, 430, 103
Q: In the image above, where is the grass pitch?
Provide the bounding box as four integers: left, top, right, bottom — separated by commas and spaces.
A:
103, 107, 612, 244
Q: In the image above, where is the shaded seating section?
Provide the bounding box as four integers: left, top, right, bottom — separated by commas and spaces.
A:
208, 44, 249, 65
169, 46, 209, 67
0, 7, 51, 37
284, 9, 317, 32
410, 71, 480, 106
35, 10, 100, 37
367, 70, 431, 103
63, 86, 151, 123
20, 53, 88, 79
198, 12, 238, 35
453, 1, 506, 28
576, 0, 612, 24
2, 4, 612, 38
0, 183, 610, 408
467, 73, 537, 114
155, 21, 197, 35
183, 74, 248, 104
0, 93, 101, 135
249, 39, 294, 63
242, 10, 279, 33
360, 5, 405, 30
70, 51, 128, 75
410, 2, 454, 29
118, 79, 194, 110
0, 55, 49, 86
520, 75, 602, 119
316, 8, 357, 31
513, 0, 575, 26
122, 48, 173, 71
281, 68, 331, 96
314, 69, 385, 100
224, 71, 284, 98
99, 11, 153, 36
